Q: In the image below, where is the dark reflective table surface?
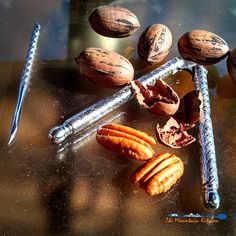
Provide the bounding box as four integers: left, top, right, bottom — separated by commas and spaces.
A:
0, 1, 236, 235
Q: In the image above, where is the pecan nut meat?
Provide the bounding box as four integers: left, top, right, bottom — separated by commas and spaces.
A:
131, 153, 184, 196
96, 123, 156, 160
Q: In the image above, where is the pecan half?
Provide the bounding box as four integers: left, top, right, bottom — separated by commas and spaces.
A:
96, 123, 156, 160
131, 153, 184, 196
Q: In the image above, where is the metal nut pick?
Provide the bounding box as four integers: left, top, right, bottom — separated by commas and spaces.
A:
48, 57, 196, 144
7, 23, 41, 145
193, 65, 220, 209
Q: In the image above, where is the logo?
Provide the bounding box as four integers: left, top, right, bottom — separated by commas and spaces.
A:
166, 213, 227, 223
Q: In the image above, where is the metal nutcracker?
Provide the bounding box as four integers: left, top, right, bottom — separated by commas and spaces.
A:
49, 57, 195, 143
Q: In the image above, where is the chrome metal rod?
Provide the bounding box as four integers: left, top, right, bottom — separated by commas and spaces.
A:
49, 57, 195, 144
7, 23, 41, 145
193, 65, 220, 209
56, 111, 125, 160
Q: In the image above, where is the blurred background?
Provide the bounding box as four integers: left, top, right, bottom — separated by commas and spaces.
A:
0, 0, 236, 235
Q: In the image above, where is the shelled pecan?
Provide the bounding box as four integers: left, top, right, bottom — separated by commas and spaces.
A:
96, 123, 156, 160
131, 153, 184, 196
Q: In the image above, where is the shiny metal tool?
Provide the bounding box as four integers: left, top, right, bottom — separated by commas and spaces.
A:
193, 65, 220, 209
56, 111, 125, 161
49, 57, 196, 144
7, 23, 41, 145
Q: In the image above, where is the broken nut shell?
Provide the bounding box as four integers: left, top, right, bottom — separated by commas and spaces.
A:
227, 48, 236, 84
131, 79, 180, 116
174, 90, 203, 128
156, 117, 196, 148
156, 90, 202, 148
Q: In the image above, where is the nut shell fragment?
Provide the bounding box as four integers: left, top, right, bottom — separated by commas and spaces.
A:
138, 24, 172, 64
156, 90, 202, 148
174, 90, 203, 128
131, 79, 180, 116
96, 123, 156, 160
178, 29, 229, 65
156, 117, 196, 148
227, 48, 236, 84
131, 153, 184, 196
89, 5, 140, 38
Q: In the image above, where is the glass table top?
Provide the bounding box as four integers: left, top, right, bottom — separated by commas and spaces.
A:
0, 0, 235, 235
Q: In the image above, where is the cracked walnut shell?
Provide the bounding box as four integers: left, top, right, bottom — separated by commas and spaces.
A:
131, 153, 184, 196
96, 123, 156, 160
